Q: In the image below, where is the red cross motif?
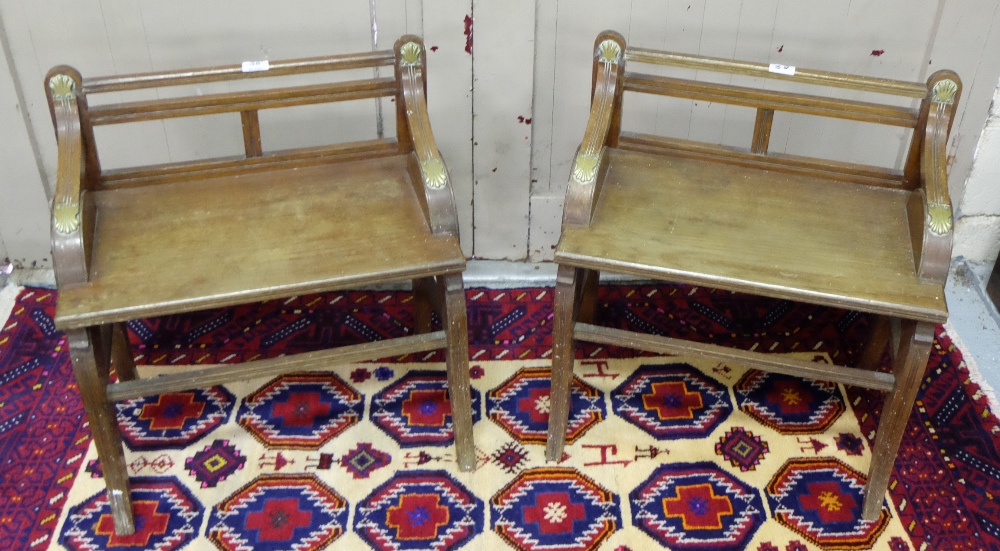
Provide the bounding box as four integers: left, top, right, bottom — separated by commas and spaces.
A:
139, 393, 205, 431
662, 483, 734, 530
642, 381, 703, 420
798, 481, 857, 523
94, 500, 171, 547
386, 493, 451, 540
272, 392, 332, 427
766, 380, 813, 415
245, 498, 314, 541
401, 389, 452, 427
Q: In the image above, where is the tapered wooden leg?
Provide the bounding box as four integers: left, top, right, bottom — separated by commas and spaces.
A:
111, 323, 138, 383
862, 320, 935, 520
546, 265, 581, 461
578, 269, 600, 324
413, 277, 436, 335
855, 315, 891, 371
68, 327, 134, 535
439, 274, 475, 471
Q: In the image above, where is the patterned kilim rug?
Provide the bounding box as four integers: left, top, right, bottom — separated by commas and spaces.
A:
1, 285, 999, 551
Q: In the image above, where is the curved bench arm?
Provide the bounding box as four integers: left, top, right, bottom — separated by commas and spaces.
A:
45, 67, 90, 286
912, 71, 960, 282
563, 31, 626, 227
395, 37, 460, 238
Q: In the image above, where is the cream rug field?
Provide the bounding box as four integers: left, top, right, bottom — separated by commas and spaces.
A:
50, 355, 909, 551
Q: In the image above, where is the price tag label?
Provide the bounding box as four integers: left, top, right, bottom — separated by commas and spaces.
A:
768, 63, 796, 76
241, 60, 270, 73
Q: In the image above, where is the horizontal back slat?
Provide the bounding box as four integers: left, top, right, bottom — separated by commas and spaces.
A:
83, 51, 395, 94
100, 139, 400, 188
624, 73, 919, 128
625, 48, 927, 98
89, 77, 397, 125
618, 132, 907, 189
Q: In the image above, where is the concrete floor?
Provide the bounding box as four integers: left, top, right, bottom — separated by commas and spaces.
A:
2, 260, 998, 405
944, 259, 1000, 403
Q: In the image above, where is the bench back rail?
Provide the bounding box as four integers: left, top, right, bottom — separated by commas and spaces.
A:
46, 49, 415, 191
44, 36, 458, 289
565, 30, 960, 284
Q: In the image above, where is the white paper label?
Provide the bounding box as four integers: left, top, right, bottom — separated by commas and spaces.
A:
241, 60, 270, 73
768, 63, 796, 76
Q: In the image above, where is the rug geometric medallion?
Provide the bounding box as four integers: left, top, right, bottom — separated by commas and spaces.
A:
52, 355, 909, 551
2, 286, 999, 551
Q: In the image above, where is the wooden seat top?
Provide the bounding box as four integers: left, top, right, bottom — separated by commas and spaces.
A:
55, 154, 464, 329
556, 147, 947, 323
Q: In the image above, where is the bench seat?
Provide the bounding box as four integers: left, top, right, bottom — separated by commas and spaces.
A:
56, 153, 464, 329
557, 147, 946, 323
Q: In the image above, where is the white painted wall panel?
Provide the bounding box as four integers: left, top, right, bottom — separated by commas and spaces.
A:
2, 0, 1000, 266
423, 0, 475, 256
0, 17, 50, 267
928, 1, 1000, 205
471, 0, 535, 259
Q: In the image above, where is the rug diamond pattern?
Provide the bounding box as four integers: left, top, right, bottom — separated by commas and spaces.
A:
0, 286, 996, 550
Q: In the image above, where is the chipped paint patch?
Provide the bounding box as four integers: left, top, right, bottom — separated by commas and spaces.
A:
464, 15, 473, 54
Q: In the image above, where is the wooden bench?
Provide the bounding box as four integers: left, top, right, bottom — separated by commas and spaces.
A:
45, 36, 475, 535
546, 31, 960, 521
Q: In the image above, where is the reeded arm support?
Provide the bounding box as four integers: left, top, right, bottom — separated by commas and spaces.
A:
396, 37, 460, 238
46, 67, 90, 287
562, 32, 625, 227
911, 72, 960, 282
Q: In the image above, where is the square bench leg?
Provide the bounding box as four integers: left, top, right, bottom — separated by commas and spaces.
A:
68, 327, 134, 535
440, 274, 476, 471
413, 277, 437, 335
546, 265, 582, 461
862, 320, 935, 519
578, 269, 600, 324
855, 315, 892, 371
111, 323, 138, 383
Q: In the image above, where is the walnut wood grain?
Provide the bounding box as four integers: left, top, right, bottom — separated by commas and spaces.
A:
557, 148, 947, 323
55, 155, 464, 330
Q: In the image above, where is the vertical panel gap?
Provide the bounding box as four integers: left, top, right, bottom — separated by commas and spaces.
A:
370, 0, 385, 139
